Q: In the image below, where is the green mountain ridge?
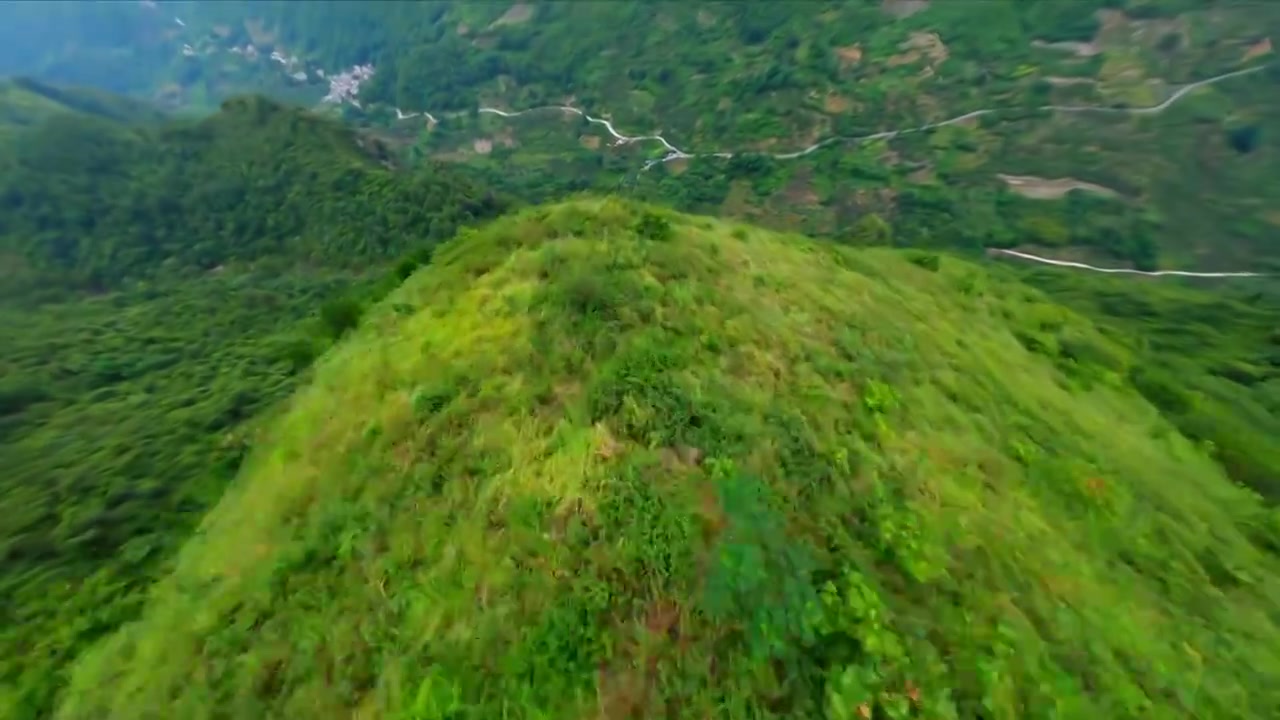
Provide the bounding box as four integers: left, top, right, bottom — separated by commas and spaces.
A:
53, 198, 1280, 719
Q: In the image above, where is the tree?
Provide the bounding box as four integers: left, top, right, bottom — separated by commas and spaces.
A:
847, 213, 892, 246
1227, 124, 1261, 154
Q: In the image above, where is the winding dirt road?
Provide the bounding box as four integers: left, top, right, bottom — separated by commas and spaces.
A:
462, 65, 1268, 170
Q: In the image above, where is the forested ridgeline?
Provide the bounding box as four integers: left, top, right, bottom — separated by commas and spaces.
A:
0, 93, 507, 297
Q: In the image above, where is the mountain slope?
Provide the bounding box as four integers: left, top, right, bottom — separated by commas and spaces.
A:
0, 77, 164, 141
57, 199, 1280, 719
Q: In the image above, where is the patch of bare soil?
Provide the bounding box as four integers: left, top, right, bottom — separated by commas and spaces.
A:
908, 165, 936, 183
211, 24, 232, 38
579, 135, 601, 150
997, 174, 1119, 200
823, 93, 855, 114
835, 44, 864, 68
456, 23, 470, 36
797, 112, 831, 146
473, 139, 494, 155
1031, 39, 1101, 57
490, 3, 534, 28
1046, 76, 1099, 86
1244, 37, 1273, 62
888, 32, 949, 69
881, 0, 930, 19
782, 170, 821, 206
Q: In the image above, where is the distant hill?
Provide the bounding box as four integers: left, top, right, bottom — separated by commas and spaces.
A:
0, 92, 505, 295
0, 1, 192, 100
54, 198, 1280, 719
0, 77, 165, 139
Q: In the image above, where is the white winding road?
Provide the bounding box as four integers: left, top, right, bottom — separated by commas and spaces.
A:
991, 249, 1266, 277
456, 64, 1269, 171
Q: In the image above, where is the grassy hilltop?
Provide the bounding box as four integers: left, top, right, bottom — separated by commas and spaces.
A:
56, 199, 1280, 719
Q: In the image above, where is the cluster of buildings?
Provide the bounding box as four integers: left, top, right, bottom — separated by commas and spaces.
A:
321, 64, 375, 107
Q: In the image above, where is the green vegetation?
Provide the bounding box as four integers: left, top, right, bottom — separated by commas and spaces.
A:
0, 98, 510, 718
54, 199, 1280, 719
220, 0, 1270, 269
0, 77, 163, 143
3, 3, 1279, 718
7, 1, 1280, 266
0, 94, 505, 294
1008, 268, 1280, 499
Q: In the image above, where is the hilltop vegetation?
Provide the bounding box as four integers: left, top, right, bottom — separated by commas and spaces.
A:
0, 98, 509, 718
55, 199, 1280, 719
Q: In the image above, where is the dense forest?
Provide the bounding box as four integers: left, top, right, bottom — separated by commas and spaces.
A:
0, 94, 510, 718
0, 93, 504, 295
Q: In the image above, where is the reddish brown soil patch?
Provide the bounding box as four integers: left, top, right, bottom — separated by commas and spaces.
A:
835, 44, 864, 67
1244, 37, 1273, 62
